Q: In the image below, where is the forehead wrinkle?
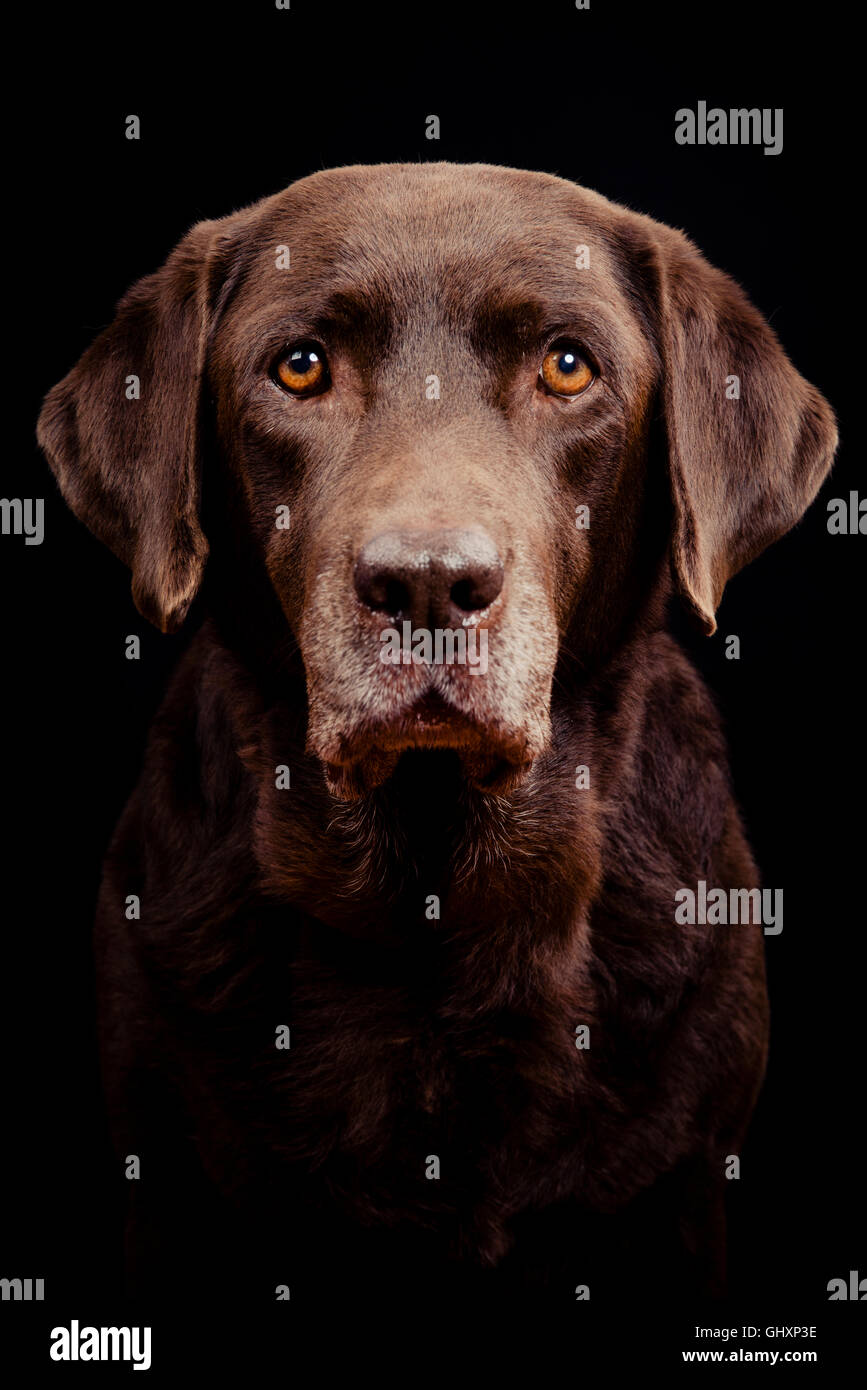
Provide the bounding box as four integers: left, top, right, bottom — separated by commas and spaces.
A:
226, 161, 639, 301
260, 175, 621, 299
310, 287, 394, 356
225, 173, 651, 389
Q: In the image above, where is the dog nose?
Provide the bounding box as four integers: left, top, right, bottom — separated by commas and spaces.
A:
354, 528, 504, 628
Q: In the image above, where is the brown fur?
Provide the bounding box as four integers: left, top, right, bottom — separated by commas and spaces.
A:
37, 164, 836, 1303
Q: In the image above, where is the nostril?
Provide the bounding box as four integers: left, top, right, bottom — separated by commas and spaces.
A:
377, 577, 412, 618
450, 579, 477, 614
354, 564, 412, 619
450, 576, 494, 614
449, 563, 504, 616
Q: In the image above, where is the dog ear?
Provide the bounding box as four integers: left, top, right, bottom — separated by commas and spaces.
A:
37, 217, 236, 633
642, 223, 838, 634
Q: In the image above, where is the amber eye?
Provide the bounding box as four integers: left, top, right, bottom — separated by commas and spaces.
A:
273, 342, 329, 395
540, 344, 594, 397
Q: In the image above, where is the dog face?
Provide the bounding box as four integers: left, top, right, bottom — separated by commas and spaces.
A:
207, 167, 662, 797
38, 164, 836, 799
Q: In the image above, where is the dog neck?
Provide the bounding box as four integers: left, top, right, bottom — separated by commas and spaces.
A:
190, 607, 670, 956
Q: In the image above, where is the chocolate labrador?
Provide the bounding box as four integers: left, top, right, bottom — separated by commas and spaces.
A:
38, 163, 836, 1305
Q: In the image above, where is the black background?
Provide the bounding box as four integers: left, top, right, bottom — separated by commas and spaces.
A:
2, 0, 863, 1368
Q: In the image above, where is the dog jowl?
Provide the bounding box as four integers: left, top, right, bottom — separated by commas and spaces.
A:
37, 164, 836, 1301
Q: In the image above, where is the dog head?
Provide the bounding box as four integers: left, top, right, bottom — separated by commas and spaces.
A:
38, 164, 837, 799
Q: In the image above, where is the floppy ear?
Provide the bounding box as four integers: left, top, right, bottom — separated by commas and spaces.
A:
646, 224, 838, 634
37, 218, 232, 633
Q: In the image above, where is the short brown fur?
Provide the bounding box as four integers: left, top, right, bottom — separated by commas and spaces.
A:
37, 164, 836, 1303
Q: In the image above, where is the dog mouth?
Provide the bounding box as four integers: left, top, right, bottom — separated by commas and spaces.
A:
320, 690, 533, 800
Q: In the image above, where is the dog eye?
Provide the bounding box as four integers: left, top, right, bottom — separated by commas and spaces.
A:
540, 345, 594, 397
273, 342, 330, 395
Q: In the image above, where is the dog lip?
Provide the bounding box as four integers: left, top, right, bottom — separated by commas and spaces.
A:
368, 689, 503, 750
316, 687, 536, 801
401, 689, 467, 728
335, 696, 531, 766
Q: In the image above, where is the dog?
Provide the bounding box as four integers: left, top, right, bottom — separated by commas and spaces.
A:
38, 163, 836, 1305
